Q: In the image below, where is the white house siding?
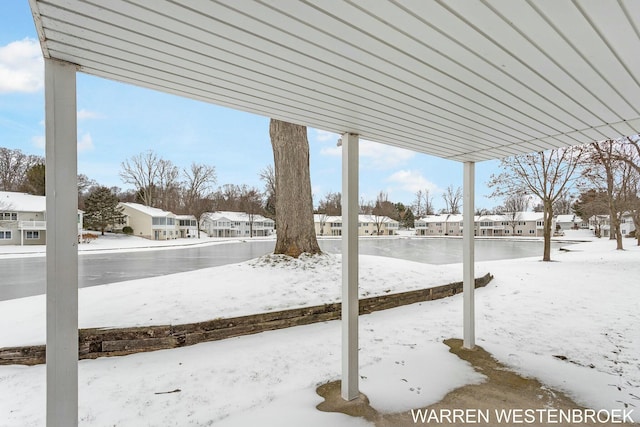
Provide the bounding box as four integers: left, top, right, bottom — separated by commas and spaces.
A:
119, 203, 178, 240
201, 211, 275, 238
415, 212, 548, 238
176, 215, 198, 238
0, 191, 83, 245
314, 214, 399, 236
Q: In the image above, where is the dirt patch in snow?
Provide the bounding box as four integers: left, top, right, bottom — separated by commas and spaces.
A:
317, 338, 636, 426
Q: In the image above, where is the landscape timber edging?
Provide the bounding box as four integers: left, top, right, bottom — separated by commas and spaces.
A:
0, 273, 492, 366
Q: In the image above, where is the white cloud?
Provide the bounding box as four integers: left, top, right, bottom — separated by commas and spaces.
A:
320, 139, 415, 170
77, 109, 104, 120
32, 132, 95, 152
386, 170, 440, 194
0, 38, 43, 94
78, 133, 94, 152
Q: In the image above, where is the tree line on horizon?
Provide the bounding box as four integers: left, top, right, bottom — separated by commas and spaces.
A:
2, 133, 639, 258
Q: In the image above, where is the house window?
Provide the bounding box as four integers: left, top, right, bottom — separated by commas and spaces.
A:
517, 230, 522, 234
152, 217, 167, 226
26, 231, 39, 239
1, 212, 18, 221
529, 230, 535, 234
0, 230, 12, 239
167, 218, 175, 226
505, 229, 510, 234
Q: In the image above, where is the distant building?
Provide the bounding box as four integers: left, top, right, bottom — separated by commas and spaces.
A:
176, 214, 198, 238
415, 212, 548, 237
0, 191, 83, 245
589, 213, 637, 237
314, 214, 399, 236
414, 214, 464, 236
555, 214, 583, 230
201, 211, 275, 237
119, 202, 178, 240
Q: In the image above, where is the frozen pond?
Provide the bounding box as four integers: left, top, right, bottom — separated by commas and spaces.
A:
319, 237, 567, 265
0, 237, 567, 301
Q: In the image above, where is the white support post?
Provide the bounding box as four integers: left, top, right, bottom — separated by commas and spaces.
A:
463, 161, 475, 349
341, 132, 359, 400
45, 59, 78, 427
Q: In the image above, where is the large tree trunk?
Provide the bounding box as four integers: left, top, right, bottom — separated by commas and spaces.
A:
269, 119, 321, 258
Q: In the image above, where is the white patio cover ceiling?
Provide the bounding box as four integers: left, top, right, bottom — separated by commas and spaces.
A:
30, 0, 640, 162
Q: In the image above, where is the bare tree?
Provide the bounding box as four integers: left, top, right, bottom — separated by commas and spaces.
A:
239, 185, 264, 238
182, 162, 217, 238
489, 147, 583, 261
371, 191, 396, 235
77, 173, 98, 210
316, 191, 342, 236
259, 164, 276, 220
412, 189, 434, 218
0, 148, 43, 192
552, 191, 573, 216
120, 150, 161, 207
502, 192, 528, 235
212, 184, 243, 211
442, 185, 462, 214
623, 168, 640, 246
156, 158, 180, 212
582, 140, 632, 250
360, 197, 373, 215
269, 119, 321, 257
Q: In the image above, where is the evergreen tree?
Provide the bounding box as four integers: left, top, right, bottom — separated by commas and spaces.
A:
84, 186, 124, 235
22, 163, 46, 195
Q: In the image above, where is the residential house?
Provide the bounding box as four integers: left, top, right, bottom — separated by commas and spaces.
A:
314, 214, 399, 236
475, 214, 509, 236
590, 213, 637, 237
119, 202, 178, 240
499, 212, 546, 237
176, 214, 198, 238
555, 214, 583, 230
414, 214, 464, 236
0, 191, 83, 245
415, 212, 548, 237
201, 211, 275, 237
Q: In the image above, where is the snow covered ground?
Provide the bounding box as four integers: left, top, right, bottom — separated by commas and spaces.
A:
0, 232, 638, 426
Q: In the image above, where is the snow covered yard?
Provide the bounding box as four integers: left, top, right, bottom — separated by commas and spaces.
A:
0, 237, 638, 426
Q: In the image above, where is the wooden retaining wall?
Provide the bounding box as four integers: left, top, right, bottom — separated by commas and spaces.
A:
0, 273, 492, 366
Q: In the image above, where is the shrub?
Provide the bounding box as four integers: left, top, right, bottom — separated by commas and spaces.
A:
122, 226, 134, 235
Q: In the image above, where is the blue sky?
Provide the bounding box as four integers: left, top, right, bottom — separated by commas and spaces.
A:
1, 1, 501, 212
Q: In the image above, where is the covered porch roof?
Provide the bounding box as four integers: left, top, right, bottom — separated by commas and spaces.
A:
30, 0, 640, 161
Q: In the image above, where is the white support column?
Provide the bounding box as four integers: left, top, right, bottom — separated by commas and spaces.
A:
463, 161, 475, 349
341, 132, 359, 400
45, 59, 78, 427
